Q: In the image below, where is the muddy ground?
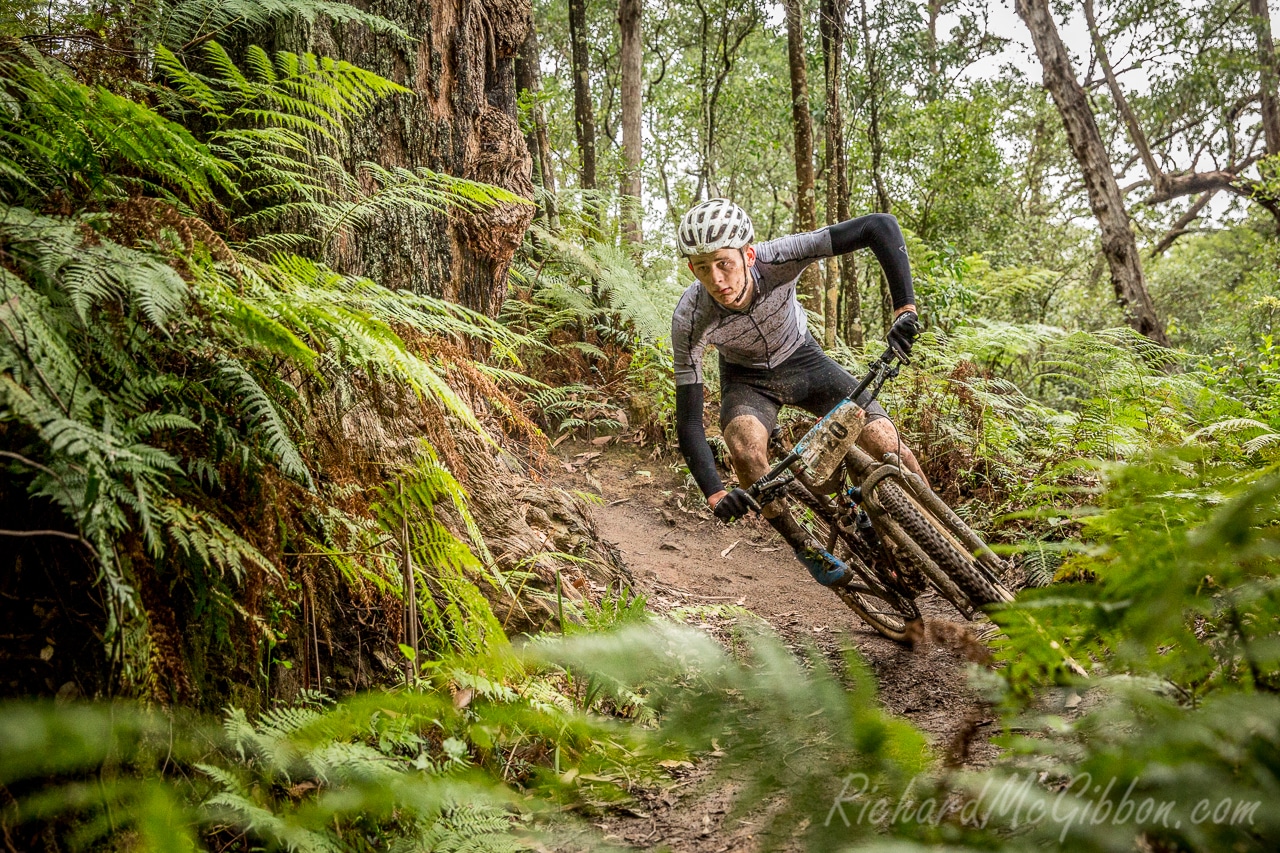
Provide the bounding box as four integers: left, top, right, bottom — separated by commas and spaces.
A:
546, 442, 1007, 852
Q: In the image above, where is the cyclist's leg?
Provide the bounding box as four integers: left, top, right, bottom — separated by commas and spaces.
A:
859, 419, 928, 486
720, 360, 852, 587
789, 336, 929, 485
717, 367, 785, 523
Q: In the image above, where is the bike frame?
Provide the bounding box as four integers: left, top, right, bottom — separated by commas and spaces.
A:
746, 344, 901, 505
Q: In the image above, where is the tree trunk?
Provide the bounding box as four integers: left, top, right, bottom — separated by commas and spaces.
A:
569, 0, 597, 194
619, 0, 643, 247
283, 0, 535, 321
924, 0, 942, 100
857, 0, 892, 334
820, 0, 850, 348
516, 25, 560, 229
1015, 0, 1169, 346
783, 0, 820, 311
1251, 0, 1280, 156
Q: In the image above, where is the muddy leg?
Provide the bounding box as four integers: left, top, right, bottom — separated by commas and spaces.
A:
858, 418, 929, 488
722, 415, 819, 554
722, 415, 777, 517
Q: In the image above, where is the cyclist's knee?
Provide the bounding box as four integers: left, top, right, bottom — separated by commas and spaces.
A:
860, 417, 908, 452
723, 415, 769, 468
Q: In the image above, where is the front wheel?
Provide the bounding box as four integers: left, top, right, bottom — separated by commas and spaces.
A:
869, 478, 1014, 612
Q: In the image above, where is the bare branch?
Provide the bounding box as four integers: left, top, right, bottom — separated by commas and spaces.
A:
1149, 190, 1217, 258
1084, 0, 1162, 182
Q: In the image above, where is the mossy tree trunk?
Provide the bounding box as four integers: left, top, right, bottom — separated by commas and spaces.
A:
298, 0, 536, 319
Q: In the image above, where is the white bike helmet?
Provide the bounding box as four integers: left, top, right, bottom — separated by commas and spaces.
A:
676, 198, 754, 256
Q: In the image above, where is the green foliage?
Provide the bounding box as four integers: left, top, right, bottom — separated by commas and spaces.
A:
0, 33, 535, 697
0, 45, 234, 206
537, 620, 931, 850
504, 224, 683, 439
992, 455, 1280, 695
135, 0, 412, 54
0, 695, 526, 852
374, 452, 510, 660
151, 41, 523, 252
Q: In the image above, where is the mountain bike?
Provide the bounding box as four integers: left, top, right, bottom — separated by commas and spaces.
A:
746, 346, 1016, 643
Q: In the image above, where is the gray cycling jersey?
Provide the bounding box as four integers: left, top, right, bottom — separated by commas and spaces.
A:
672, 227, 833, 386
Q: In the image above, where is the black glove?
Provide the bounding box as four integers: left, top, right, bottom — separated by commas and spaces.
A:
713, 488, 760, 522
887, 310, 920, 360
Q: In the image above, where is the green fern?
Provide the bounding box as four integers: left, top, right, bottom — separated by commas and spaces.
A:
0, 33, 534, 696
138, 0, 412, 55
215, 358, 314, 489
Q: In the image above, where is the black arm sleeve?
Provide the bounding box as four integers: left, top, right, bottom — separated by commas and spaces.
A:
829, 213, 915, 310
675, 383, 725, 498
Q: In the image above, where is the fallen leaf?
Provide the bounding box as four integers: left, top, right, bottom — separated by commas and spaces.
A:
452, 687, 474, 709
574, 451, 602, 461
584, 472, 603, 493
657, 759, 694, 769
552, 433, 571, 448
591, 435, 613, 446
720, 540, 741, 558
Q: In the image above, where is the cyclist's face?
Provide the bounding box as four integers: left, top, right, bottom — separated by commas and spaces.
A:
689, 246, 756, 309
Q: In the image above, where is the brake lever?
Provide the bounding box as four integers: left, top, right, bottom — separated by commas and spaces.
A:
753, 474, 795, 507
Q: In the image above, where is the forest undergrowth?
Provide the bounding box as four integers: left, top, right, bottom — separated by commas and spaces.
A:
2, 1, 1280, 851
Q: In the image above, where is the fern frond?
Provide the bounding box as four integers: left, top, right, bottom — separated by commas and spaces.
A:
215, 359, 314, 489
1187, 418, 1273, 442
145, 0, 411, 54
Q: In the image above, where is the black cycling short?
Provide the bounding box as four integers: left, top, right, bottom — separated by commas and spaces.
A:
718, 334, 888, 433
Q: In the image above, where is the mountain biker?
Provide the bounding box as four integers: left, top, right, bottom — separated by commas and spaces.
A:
672, 197, 926, 588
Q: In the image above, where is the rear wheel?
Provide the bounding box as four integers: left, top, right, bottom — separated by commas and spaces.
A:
834, 582, 920, 643
783, 478, 923, 643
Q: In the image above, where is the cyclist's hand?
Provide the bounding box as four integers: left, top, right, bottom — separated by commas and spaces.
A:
712, 488, 760, 522
888, 310, 920, 360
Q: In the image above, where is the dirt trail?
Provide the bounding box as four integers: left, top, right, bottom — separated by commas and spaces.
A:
549, 443, 1002, 852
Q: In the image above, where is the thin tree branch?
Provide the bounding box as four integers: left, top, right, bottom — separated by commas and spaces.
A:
1149, 190, 1217, 257
1083, 0, 1161, 183
0, 528, 97, 557
0, 450, 66, 485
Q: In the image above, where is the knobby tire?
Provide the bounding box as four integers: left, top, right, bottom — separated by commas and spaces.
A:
871, 479, 1005, 607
